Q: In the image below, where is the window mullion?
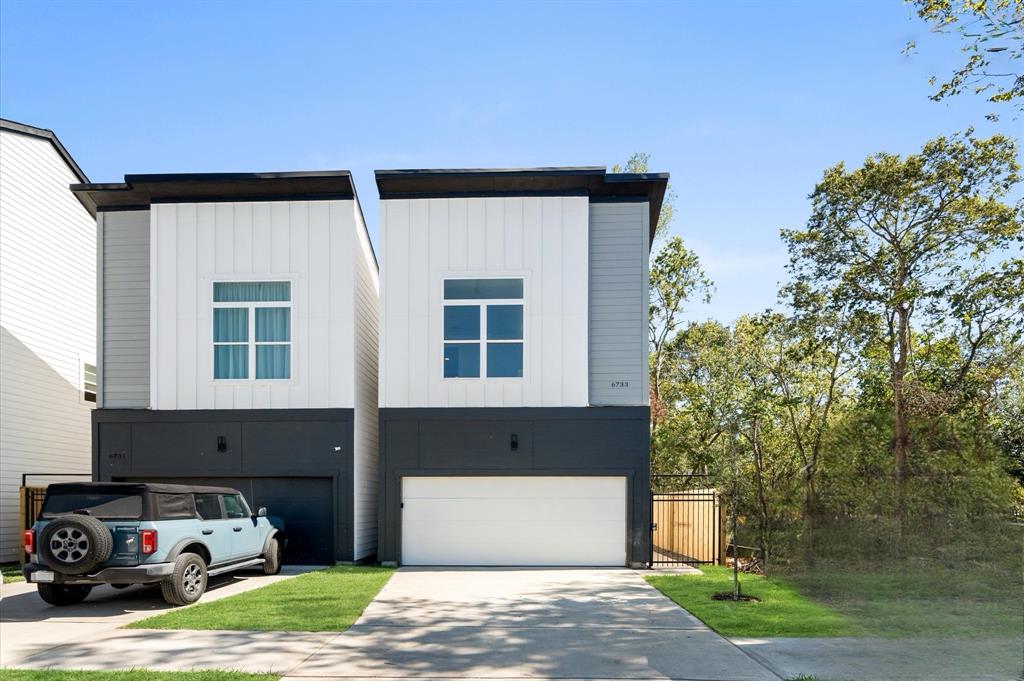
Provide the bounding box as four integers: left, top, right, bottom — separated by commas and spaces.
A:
480, 302, 487, 378
248, 303, 256, 381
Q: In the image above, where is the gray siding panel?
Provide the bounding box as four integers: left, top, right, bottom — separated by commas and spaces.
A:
102, 210, 150, 408
588, 202, 648, 406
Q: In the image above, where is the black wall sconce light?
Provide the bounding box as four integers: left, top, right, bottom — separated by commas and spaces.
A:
510, 433, 518, 451
217, 435, 227, 453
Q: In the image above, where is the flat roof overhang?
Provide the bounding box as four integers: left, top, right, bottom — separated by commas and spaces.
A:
71, 170, 357, 216
375, 167, 669, 246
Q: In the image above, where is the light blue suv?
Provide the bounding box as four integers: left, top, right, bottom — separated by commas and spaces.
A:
22, 482, 286, 606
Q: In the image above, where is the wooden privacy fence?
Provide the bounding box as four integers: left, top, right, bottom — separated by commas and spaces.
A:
651, 488, 722, 566
18, 486, 47, 564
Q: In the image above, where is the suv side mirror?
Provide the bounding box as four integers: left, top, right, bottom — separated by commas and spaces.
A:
257, 507, 267, 517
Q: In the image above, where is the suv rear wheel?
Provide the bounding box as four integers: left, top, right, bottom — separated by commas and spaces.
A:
38, 515, 113, 575
262, 537, 282, 575
37, 583, 92, 606
160, 552, 207, 606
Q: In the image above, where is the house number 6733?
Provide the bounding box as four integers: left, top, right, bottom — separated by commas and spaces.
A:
610, 381, 630, 388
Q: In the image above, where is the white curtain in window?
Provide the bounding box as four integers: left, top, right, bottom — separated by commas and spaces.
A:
214, 308, 247, 342
214, 346, 247, 379
256, 345, 290, 379
256, 308, 290, 341
214, 281, 290, 302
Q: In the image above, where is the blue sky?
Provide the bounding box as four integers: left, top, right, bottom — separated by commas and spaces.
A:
1, 1, 1015, 322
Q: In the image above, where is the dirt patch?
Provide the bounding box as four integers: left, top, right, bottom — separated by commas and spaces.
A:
711, 591, 761, 602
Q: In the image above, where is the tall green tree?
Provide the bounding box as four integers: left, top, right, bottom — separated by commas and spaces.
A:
649, 237, 712, 464
654, 320, 733, 477
906, 0, 1023, 118
613, 152, 677, 240
781, 131, 1023, 523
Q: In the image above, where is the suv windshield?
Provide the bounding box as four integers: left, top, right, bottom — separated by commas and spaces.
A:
41, 492, 143, 520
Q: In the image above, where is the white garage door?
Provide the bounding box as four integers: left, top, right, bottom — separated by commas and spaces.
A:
401, 476, 627, 566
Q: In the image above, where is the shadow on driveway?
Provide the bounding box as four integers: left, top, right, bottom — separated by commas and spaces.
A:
1, 573, 253, 623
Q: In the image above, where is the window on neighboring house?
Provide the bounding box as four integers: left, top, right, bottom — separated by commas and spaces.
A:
82, 361, 97, 404
213, 281, 291, 381
443, 278, 524, 378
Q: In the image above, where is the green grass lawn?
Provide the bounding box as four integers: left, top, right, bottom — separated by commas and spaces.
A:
646, 566, 856, 637
647, 562, 1022, 639
1, 562, 25, 583
782, 562, 1021, 639
0, 672, 277, 681
127, 565, 393, 632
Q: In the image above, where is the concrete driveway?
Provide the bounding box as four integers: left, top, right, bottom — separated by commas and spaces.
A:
0, 566, 316, 668
287, 568, 779, 680
2, 567, 780, 680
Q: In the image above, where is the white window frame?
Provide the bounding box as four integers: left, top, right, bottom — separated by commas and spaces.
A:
79, 354, 97, 407
443, 277, 525, 380
211, 280, 293, 383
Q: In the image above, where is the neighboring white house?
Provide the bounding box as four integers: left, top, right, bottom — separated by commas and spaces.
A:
0, 119, 95, 562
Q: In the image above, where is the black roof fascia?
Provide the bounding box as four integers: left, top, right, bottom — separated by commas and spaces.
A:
374, 166, 668, 245
0, 118, 90, 183
71, 170, 357, 217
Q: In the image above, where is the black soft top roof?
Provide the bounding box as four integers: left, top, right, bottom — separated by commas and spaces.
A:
46, 481, 240, 496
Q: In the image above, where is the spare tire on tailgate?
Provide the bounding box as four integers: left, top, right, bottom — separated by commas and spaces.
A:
39, 515, 113, 575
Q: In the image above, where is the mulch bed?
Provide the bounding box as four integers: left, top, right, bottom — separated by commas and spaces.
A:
711, 591, 761, 602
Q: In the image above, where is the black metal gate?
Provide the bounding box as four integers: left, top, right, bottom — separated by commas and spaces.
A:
651, 475, 720, 566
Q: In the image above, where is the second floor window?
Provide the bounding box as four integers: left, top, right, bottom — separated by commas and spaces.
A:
443, 278, 523, 378
213, 281, 291, 381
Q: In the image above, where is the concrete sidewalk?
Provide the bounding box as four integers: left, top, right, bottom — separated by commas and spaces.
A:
731, 635, 1024, 681
0, 566, 316, 669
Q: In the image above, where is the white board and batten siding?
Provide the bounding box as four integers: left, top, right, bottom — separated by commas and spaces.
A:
379, 196, 590, 409
401, 476, 628, 566
588, 201, 649, 406
0, 128, 95, 561
149, 200, 366, 411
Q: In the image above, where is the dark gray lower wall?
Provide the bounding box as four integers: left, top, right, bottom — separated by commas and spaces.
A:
378, 407, 650, 566
93, 409, 354, 563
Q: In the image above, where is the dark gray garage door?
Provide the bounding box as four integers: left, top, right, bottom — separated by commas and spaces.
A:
122, 477, 334, 565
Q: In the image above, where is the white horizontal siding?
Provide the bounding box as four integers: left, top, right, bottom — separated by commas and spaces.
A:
379, 196, 589, 408
588, 202, 649, 406
101, 210, 150, 407
352, 205, 379, 560
0, 129, 94, 562
150, 200, 358, 410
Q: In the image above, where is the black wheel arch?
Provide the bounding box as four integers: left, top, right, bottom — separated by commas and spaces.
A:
166, 539, 212, 566
262, 529, 287, 556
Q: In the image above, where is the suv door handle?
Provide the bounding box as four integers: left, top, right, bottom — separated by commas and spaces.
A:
233, 527, 242, 532
202, 529, 214, 535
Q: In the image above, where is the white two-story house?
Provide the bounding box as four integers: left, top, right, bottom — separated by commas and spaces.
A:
0, 119, 96, 562
374, 167, 664, 567
72, 171, 379, 564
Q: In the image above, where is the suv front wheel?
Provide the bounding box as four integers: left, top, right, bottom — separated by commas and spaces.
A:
160, 552, 207, 606
262, 537, 282, 575
37, 583, 92, 606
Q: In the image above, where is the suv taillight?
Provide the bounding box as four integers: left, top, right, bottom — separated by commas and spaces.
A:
23, 529, 34, 555
140, 529, 157, 555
